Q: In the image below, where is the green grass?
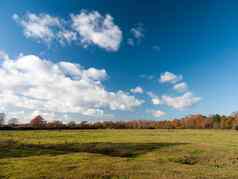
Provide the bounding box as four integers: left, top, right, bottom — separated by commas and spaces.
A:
1, 129, 238, 178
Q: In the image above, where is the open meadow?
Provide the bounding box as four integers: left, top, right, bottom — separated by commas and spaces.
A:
1, 129, 238, 179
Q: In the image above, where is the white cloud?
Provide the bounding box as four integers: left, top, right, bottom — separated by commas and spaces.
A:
147, 92, 161, 105
71, 10, 122, 51
150, 110, 166, 117
162, 92, 201, 110
58, 30, 77, 44
84, 67, 107, 81
13, 11, 122, 51
130, 86, 143, 94
152, 98, 161, 105
0, 51, 11, 61
131, 24, 144, 39
13, 13, 62, 43
0, 52, 143, 119
128, 23, 144, 46
160, 71, 182, 84
140, 74, 155, 80
31, 110, 57, 122
173, 82, 188, 93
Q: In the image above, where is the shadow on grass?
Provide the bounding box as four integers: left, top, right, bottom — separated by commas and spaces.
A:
0, 140, 188, 159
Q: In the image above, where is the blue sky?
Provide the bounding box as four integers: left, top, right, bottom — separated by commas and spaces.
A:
0, 0, 238, 122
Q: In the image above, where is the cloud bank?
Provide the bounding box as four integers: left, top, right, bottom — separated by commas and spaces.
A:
0, 51, 143, 119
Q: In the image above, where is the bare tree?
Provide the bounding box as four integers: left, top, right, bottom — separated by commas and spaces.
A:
8, 118, 18, 126
0, 113, 5, 126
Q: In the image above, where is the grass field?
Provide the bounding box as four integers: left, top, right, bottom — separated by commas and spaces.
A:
1, 129, 238, 179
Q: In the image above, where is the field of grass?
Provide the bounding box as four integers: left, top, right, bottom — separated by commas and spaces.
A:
1, 129, 238, 179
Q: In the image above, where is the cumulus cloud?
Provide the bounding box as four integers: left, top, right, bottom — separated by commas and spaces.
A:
130, 86, 143, 94
160, 72, 182, 84
173, 82, 188, 93
13, 13, 62, 43
13, 11, 123, 51
71, 10, 122, 51
147, 92, 161, 105
150, 110, 166, 117
162, 92, 201, 110
0, 52, 143, 119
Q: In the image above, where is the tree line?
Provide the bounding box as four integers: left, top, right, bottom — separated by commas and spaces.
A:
1, 113, 238, 130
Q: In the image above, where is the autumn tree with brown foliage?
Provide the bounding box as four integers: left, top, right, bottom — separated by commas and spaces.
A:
2, 112, 238, 130
30, 115, 47, 128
